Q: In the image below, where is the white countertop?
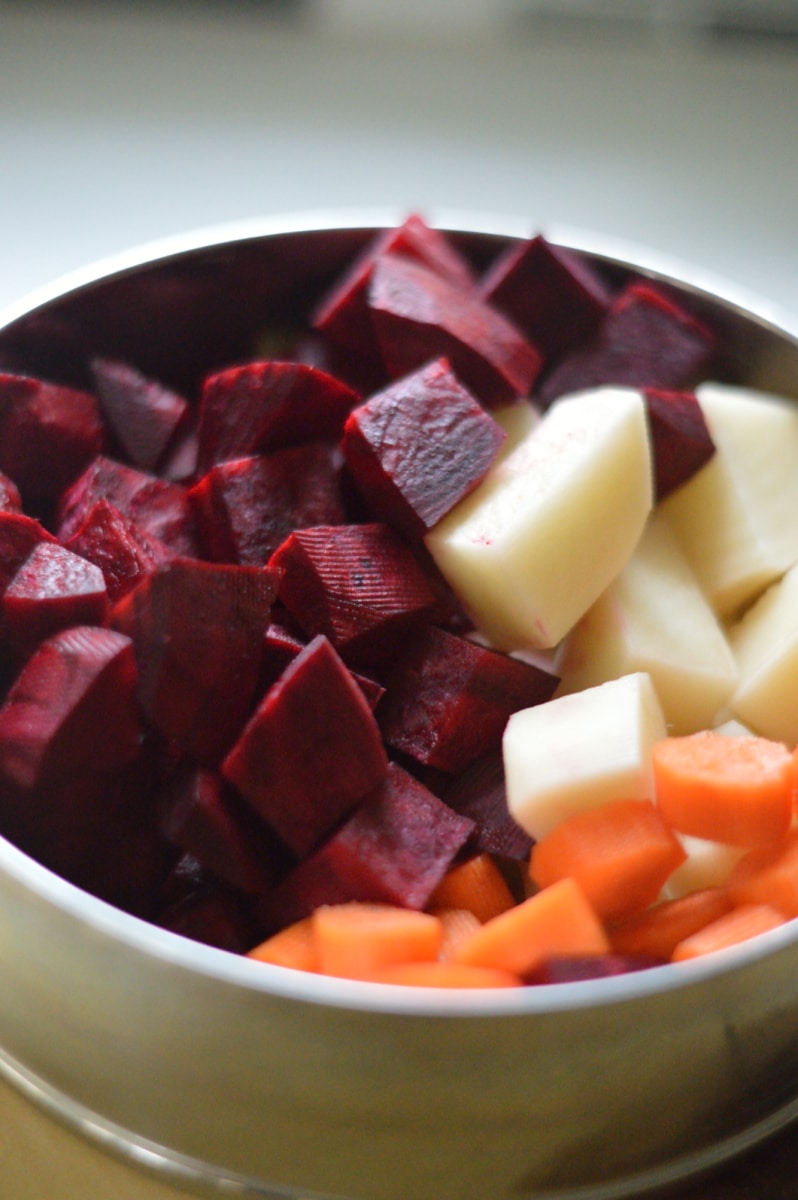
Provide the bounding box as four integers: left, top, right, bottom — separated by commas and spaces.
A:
0, 3, 796, 321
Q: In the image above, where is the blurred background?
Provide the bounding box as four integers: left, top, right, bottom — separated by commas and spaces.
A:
0, 0, 796, 316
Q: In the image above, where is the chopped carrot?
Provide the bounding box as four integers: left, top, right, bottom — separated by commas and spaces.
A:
427, 852, 516, 923
652, 731, 793, 847
671, 903, 786, 962
452, 877, 609, 977
312, 902, 442, 981
607, 888, 733, 960
726, 829, 798, 917
434, 907, 483, 960
247, 917, 319, 972
368, 961, 523, 988
529, 799, 687, 923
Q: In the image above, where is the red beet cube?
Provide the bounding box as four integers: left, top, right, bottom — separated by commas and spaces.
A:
0, 512, 58, 593
0, 471, 22, 514
442, 752, 534, 861
0, 625, 142, 790
480, 235, 613, 361
536, 281, 717, 407
196, 360, 360, 473
525, 954, 663, 984
90, 356, 189, 471
63, 498, 173, 602
259, 762, 475, 931
3, 542, 109, 661
222, 634, 388, 858
378, 626, 559, 774
0, 372, 104, 504
643, 388, 716, 500
258, 618, 385, 710
342, 357, 506, 539
269, 523, 438, 667
368, 254, 543, 408
156, 854, 258, 952
111, 558, 279, 763
189, 443, 346, 566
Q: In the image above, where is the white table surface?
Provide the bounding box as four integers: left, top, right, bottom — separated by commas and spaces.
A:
0, 2, 796, 323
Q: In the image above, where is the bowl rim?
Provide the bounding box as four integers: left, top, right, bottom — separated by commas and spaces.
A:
2, 206, 798, 1020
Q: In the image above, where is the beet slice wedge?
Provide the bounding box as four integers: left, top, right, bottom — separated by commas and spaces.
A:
442, 751, 534, 861
479, 234, 613, 361
111, 558, 279, 764
3, 542, 109, 662
259, 761, 475, 932
0, 625, 142, 790
643, 388, 716, 500
90, 356, 189, 471
63, 498, 174, 602
189, 443, 346, 566
156, 853, 259, 953
259, 617, 385, 711
536, 281, 717, 408
342, 357, 507, 539
378, 626, 559, 774
196, 361, 360, 473
0, 512, 58, 593
222, 634, 389, 858
367, 253, 543, 408
0, 471, 22, 515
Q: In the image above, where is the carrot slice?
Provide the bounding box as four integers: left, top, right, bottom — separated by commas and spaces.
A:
427, 852, 516, 923
434, 906, 483, 960
726, 829, 798, 917
368, 961, 522, 988
529, 799, 686, 923
312, 902, 442, 980
247, 917, 319, 972
652, 731, 793, 847
671, 903, 786, 961
607, 888, 733, 960
452, 877, 609, 976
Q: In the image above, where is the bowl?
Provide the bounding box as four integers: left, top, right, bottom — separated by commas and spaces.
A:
1, 211, 798, 1200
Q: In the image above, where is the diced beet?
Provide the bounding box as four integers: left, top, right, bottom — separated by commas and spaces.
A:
0, 372, 104, 505
57, 455, 199, 557
111, 558, 279, 764
159, 767, 293, 897
536, 281, 717, 407
222, 634, 388, 858
643, 388, 716, 500
158, 416, 199, 483
0, 471, 22, 514
479, 234, 613, 360
0, 512, 58, 593
90, 356, 189, 471
63, 498, 174, 602
378, 627, 559, 774
342, 357, 506, 539
189, 444, 346, 566
0, 626, 142, 790
258, 618, 385, 710
269, 523, 437, 667
259, 761, 475, 932
3, 542, 109, 662
442, 752, 534, 861
368, 254, 543, 408
156, 855, 258, 953
525, 954, 664, 985
196, 361, 360, 473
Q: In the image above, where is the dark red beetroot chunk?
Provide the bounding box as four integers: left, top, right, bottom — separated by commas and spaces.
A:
155, 853, 259, 953
378, 626, 559, 774
342, 357, 507, 540
196, 361, 360, 473
0, 626, 142, 791
90, 356, 189, 472
110, 558, 279, 764
536, 281, 717, 408
643, 388, 716, 500
63, 498, 174, 602
189, 443, 346, 566
222, 634, 388, 858
368, 254, 543, 409
57, 456, 199, 557
0, 512, 58, 593
525, 954, 664, 984
3, 542, 109, 663
259, 617, 385, 710
442, 751, 534, 861
269, 523, 438, 668
259, 761, 475, 932
0, 471, 22, 515
479, 234, 614, 361
0, 373, 104, 507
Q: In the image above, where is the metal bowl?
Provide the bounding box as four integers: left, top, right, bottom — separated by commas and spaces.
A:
1, 211, 798, 1200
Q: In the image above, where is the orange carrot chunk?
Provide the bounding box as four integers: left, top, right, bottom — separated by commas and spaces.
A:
671, 903, 786, 962
247, 917, 319, 972
427, 852, 516, 923
727, 829, 798, 917
652, 731, 793, 847
312, 902, 442, 981
368, 961, 523, 988
452, 877, 609, 976
529, 799, 687, 923
608, 888, 733, 961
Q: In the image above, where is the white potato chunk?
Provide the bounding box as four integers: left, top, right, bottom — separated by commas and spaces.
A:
662, 834, 746, 899
503, 672, 667, 839
660, 382, 798, 619
425, 386, 652, 650
728, 561, 798, 748
555, 512, 738, 734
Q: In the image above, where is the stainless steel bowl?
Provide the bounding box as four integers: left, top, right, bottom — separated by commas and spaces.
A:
1, 211, 798, 1200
